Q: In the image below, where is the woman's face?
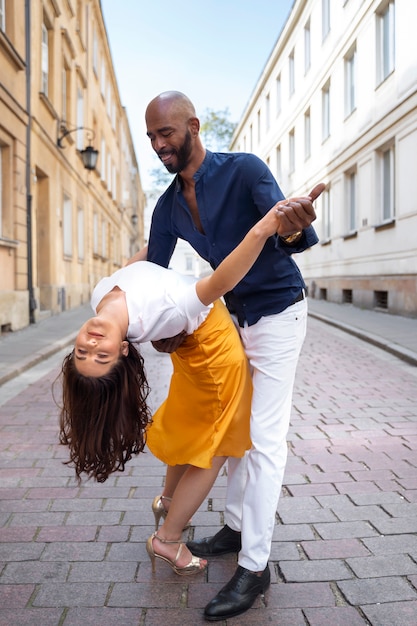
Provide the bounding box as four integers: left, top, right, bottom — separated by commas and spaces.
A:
74, 316, 128, 377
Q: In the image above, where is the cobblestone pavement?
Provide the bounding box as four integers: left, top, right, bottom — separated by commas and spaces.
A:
0, 317, 416, 625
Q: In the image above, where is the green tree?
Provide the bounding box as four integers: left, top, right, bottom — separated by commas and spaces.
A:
200, 107, 237, 151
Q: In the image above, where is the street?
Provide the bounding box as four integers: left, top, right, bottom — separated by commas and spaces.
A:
0, 316, 417, 625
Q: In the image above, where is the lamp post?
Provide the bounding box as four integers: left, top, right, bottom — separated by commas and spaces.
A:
57, 125, 99, 170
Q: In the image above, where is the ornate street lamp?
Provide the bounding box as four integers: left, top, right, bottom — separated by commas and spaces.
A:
57, 125, 99, 171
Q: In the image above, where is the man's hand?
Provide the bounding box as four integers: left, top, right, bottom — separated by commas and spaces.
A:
275, 183, 325, 238
151, 330, 188, 353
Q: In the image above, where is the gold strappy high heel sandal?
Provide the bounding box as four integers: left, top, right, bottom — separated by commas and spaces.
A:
152, 495, 192, 531
146, 532, 207, 576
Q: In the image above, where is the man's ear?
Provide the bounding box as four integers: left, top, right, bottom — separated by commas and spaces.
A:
189, 116, 200, 136
121, 341, 129, 357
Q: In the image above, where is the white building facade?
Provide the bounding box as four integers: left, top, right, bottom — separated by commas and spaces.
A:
231, 0, 417, 317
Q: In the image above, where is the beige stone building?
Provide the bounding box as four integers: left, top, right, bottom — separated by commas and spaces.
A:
0, 0, 145, 332
231, 0, 417, 317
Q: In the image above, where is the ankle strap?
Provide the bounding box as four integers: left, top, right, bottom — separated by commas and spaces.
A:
160, 495, 172, 502
153, 532, 180, 545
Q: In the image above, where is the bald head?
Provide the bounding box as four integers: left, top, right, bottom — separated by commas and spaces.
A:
145, 91, 196, 122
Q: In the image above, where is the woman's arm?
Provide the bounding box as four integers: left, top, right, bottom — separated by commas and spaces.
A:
196, 183, 324, 306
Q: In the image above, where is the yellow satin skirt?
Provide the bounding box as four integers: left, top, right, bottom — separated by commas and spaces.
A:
146, 300, 252, 468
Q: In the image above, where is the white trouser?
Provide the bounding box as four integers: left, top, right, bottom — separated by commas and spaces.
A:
225, 298, 308, 571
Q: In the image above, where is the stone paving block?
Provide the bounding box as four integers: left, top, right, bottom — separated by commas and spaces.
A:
346, 554, 417, 578
330, 503, 392, 523
380, 501, 417, 518
278, 506, 337, 525
97, 525, 131, 543
266, 581, 335, 609
0, 608, 63, 626
68, 561, 137, 583
36, 525, 97, 542
1, 560, 69, 584
272, 523, 316, 541
50, 498, 104, 512
64, 607, 144, 626
107, 542, 144, 562
269, 540, 301, 561
0, 583, 35, 608
336, 481, 385, 494
287, 483, 337, 497
109, 581, 185, 608
142, 607, 218, 625
362, 533, 417, 555
301, 538, 371, 559
313, 520, 379, 540
349, 491, 408, 506
64, 510, 122, 526
41, 541, 107, 562
303, 606, 369, 626
32, 582, 110, 607
0, 541, 45, 562
278, 495, 322, 511
337, 576, 417, 605
279, 559, 352, 582
0, 527, 36, 542
361, 600, 417, 626
371, 516, 417, 534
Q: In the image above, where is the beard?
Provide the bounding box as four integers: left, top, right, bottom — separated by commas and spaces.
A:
161, 130, 193, 174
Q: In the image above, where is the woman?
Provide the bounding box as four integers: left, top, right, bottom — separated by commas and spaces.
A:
59, 197, 288, 576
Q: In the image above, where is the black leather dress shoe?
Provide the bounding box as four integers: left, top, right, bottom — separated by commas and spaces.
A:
186, 524, 241, 557
203, 564, 271, 621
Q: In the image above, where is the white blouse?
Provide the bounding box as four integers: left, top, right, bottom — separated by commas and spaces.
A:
91, 261, 211, 343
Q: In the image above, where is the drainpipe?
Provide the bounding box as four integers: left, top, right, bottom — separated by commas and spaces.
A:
25, 0, 36, 323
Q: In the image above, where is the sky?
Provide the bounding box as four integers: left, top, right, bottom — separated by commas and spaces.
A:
100, 0, 294, 189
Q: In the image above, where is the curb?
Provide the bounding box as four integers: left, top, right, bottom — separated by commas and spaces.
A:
0, 332, 77, 387
309, 311, 417, 367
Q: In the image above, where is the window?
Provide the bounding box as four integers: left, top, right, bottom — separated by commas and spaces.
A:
100, 137, 106, 181
77, 207, 84, 261
379, 144, 395, 222
322, 81, 330, 141
289, 49, 295, 96
62, 64, 71, 124
345, 46, 356, 116
0, 147, 3, 237
265, 93, 270, 131
304, 108, 311, 160
276, 145, 281, 182
257, 110, 261, 143
41, 22, 49, 95
304, 20, 311, 73
76, 87, 84, 151
289, 129, 295, 174
101, 219, 107, 258
346, 169, 357, 232
377, 1, 395, 83
322, 0, 330, 40
276, 74, 281, 115
0, 0, 5, 31
93, 212, 98, 254
92, 25, 98, 75
249, 124, 253, 152
63, 195, 72, 257
322, 186, 331, 240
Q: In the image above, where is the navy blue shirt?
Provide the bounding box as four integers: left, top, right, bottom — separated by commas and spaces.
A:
147, 151, 319, 326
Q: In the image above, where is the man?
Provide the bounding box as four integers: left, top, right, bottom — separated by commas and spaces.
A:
144, 91, 323, 621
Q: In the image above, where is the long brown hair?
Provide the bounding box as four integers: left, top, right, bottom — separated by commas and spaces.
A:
59, 343, 152, 483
